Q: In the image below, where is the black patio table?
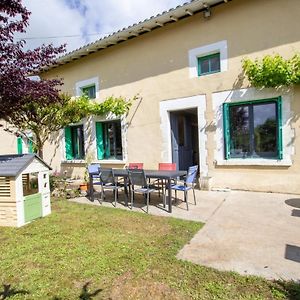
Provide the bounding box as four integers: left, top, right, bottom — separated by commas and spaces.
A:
89, 169, 186, 213
113, 169, 187, 213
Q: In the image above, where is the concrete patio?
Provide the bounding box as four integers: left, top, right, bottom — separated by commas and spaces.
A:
71, 188, 300, 282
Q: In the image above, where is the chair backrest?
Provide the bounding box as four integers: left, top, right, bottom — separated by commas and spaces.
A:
88, 164, 100, 175
100, 168, 115, 185
128, 169, 147, 187
186, 165, 198, 184
158, 163, 176, 171
128, 163, 144, 170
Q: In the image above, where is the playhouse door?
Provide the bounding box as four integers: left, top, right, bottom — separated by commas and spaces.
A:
24, 193, 42, 223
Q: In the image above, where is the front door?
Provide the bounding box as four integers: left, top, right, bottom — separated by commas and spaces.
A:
170, 109, 198, 170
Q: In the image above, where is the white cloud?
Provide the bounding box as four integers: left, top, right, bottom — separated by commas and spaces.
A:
17, 0, 186, 53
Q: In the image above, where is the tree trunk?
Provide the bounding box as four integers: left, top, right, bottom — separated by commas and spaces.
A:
38, 147, 44, 159
34, 131, 44, 159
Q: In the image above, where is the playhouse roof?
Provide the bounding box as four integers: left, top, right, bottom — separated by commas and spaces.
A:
0, 154, 51, 177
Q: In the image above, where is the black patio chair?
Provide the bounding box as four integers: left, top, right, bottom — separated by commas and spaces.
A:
99, 168, 125, 207
127, 169, 156, 213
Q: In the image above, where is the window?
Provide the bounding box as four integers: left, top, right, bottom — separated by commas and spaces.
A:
95, 120, 123, 160
223, 98, 283, 160
198, 53, 220, 76
188, 40, 227, 78
65, 125, 85, 160
81, 85, 96, 99
17, 136, 34, 154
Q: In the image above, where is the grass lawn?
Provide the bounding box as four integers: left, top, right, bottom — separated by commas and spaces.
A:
0, 200, 299, 299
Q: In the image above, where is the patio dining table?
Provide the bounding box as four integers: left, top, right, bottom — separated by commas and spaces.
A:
90, 169, 186, 213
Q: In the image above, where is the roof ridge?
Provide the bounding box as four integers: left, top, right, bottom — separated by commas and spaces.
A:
43, 0, 228, 72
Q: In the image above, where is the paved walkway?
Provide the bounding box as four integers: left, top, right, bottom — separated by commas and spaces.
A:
71, 189, 300, 281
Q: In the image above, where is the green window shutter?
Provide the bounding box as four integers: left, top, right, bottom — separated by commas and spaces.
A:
28, 139, 33, 154
277, 96, 283, 160
95, 122, 104, 160
64, 126, 73, 160
223, 103, 231, 160
17, 137, 23, 154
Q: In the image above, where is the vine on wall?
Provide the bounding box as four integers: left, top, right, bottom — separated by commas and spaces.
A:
242, 54, 300, 88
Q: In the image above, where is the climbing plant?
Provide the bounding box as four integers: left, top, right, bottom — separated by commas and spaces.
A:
5, 93, 135, 158
242, 54, 300, 88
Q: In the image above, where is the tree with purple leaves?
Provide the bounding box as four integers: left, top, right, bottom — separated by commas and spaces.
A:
0, 0, 65, 118
0, 0, 133, 159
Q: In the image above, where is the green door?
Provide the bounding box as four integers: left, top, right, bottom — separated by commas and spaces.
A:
24, 193, 42, 223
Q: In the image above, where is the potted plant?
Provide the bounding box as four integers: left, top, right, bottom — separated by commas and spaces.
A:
80, 153, 94, 194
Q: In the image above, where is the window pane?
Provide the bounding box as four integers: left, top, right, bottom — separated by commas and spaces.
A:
71, 125, 85, 159
229, 105, 250, 158
200, 59, 210, 74
210, 54, 221, 72
82, 85, 96, 99
253, 103, 277, 158
102, 121, 123, 160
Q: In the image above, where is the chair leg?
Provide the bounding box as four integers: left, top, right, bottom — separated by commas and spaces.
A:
185, 190, 189, 211
131, 190, 134, 209
175, 190, 177, 201
146, 193, 149, 213
100, 186, 104, 204
193, 187, 196, 205
114, 189, 117, 207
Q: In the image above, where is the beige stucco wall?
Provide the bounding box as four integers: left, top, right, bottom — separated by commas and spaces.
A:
2, 0, 300, 193
0, 121, 18, 154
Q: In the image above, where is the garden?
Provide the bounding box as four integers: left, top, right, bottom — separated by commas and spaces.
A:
0, 200, 299, 299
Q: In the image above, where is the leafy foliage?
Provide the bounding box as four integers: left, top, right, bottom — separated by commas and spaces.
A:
6, 94, 134, 158
242, 54, 300, 88
0, 0, 65, 119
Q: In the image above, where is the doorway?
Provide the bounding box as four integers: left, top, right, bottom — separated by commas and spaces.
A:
170, 108, 199, 171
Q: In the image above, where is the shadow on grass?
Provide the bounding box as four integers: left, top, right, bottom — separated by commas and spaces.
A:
53, 282, 103, 300
79, 282, 103, 300
0, 284, 29, 299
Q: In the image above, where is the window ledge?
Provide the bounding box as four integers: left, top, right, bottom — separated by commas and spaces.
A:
216, 159, 292, 167
62, 160, 86, 164
61, 160, 126, 165
94, 160, 126, 165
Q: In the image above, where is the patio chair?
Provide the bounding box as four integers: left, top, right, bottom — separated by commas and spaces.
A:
128, 163, 144, 170
170, 165, 198, 211
88, 164, 101, 201
152, 163, 177, 198
127, 168, 156, 213
99, 168, 125, 207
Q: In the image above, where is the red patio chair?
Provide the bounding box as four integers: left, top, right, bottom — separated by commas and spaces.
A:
158, 163, 176, 171
154, 163, 177, 199
128, 163, 144, 170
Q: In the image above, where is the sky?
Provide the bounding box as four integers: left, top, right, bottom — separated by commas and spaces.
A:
17, 0, 187, 54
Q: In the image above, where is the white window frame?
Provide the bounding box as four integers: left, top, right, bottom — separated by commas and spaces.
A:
91, 114, 127, 164
212, 87, 294, 166
188, 40, 228, 78
75, 77, 100, 99
61, 120, 87, 163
